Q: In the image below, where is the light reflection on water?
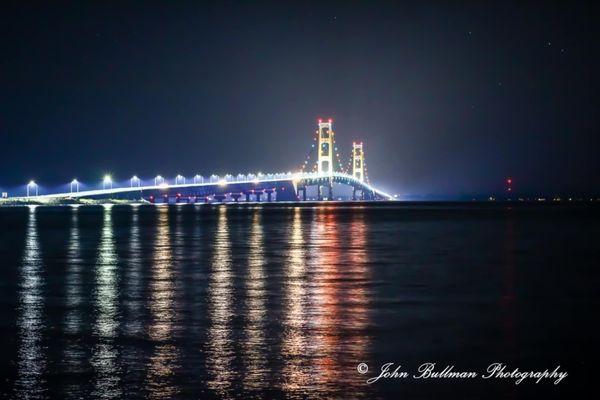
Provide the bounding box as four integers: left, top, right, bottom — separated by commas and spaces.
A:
242, 209, 268, 391
124, 205, 143, 336
63, 206, 85, 398
92, 204, 121, 398
281, 207, 309, 392
146, 205, 180, 399
206, 206, 235, 395
15, 206, 46, 399
4, 204, 593, 399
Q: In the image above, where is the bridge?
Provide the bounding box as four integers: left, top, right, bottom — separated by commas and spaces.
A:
8, 119, 393, 203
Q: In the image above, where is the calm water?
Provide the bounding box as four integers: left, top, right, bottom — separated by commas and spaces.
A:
0, 203, 597, 399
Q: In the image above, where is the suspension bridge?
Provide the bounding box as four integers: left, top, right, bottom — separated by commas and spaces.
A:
7, 119, 393, 203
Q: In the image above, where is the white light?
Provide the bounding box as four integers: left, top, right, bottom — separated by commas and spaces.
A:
103, 175, 112, 184
253, 178, 260, 184
71, 179, 78, 184
27, 180, 38, 197
159, 182, 169, 189
218, 179, 227, 186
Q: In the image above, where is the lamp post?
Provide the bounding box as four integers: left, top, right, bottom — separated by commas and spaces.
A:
175, 174, 185, 185
193, 174, 203, 184
103, 175, 112, 190
70, 179, 79, 194
131, 175, 140, 188
154, 175, 164, 186
27, 180, 38, 197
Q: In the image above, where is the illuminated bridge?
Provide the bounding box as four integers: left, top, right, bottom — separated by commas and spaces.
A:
10, 119, 393, 203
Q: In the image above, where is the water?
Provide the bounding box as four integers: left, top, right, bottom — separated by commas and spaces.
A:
0, 203, 597, 399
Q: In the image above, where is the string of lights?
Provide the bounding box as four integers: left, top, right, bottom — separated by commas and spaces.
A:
333, 135, 346, 174
363, 157, 371, 184
300, 129, 319, 172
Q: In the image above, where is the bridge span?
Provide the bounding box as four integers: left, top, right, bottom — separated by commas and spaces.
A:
15, 172, 392, 203
4, 119, 395, 203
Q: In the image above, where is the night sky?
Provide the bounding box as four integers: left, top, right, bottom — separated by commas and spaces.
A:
2, 1, 599, 198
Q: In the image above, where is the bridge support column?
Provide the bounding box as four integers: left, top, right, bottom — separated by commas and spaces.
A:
255, 191, 263, 202
297, 186, 307, 201
317, 185, 323, 201
264, 188, 274, 202
328, 184, 333, 201
231, 193, 241, 202
245, 192, 251, 202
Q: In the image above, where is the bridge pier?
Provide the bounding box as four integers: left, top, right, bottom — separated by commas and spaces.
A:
231, 193, 241, 202
255, 190, 263, 202
297, 186, 307, 201
328, 184, 333, 201
353, 187, 363, 201
214, 194, 226, 202
264, 188, 274, 202
244, 191, 252, 202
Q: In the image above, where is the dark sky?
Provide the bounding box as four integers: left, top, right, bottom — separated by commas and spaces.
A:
2, 0, 599, 197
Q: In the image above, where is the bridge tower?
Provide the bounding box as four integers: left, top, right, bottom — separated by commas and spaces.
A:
352, 141, 366, 200
317, 119, 334, 200
317, 119, 334, 175
352, 141, 365, 182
